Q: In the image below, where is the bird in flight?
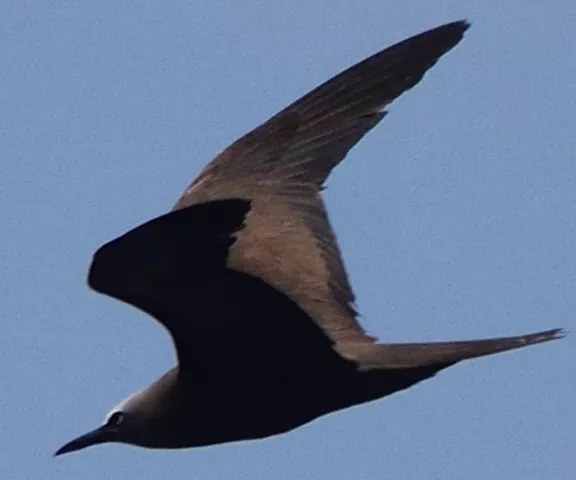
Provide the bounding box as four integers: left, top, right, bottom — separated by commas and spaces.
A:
55, 20, 564, 456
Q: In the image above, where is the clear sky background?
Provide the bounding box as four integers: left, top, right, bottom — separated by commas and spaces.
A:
1, 1, 574, 479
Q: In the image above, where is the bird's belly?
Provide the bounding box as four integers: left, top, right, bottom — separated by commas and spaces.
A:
153, 365, 439, 449
178, 373, 353, 446
188, 366, 445, 444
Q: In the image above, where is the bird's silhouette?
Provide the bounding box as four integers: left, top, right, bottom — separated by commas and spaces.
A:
55, 20, 564, 456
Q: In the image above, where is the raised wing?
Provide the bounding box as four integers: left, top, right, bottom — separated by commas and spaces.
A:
88, 199, 250, 311
89, 199, 347, 371
173, 21, 470, 346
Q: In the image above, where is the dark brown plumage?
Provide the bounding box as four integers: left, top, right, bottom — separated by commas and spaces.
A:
55, 20, 564, 457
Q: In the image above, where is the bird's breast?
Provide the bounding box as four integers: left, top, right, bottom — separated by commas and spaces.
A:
163, 368, 358, 447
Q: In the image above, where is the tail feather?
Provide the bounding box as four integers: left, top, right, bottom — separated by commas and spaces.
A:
348, 328, 566, 370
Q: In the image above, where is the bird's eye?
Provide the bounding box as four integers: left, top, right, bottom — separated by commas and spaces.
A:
107, 412, 125, 427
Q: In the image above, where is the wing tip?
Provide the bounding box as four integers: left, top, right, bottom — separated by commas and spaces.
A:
434, 19, 471, 49
441, 19, 471, 36
453, 19, 471, 31
419, 19, 470, 52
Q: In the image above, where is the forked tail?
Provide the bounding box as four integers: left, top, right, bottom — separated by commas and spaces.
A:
351, 328, 566, 370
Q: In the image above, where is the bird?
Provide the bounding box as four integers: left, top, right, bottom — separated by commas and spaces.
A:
55, 20, 564, 456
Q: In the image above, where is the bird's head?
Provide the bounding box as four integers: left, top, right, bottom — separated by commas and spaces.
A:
55, 390, 149, 456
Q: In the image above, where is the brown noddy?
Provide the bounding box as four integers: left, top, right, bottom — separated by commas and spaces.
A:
55, 20, 564, 456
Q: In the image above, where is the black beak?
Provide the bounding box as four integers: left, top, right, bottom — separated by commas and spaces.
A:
54, 425, 116, 456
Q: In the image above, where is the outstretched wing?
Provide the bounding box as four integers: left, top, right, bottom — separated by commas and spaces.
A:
88, 199, 346, 371
88, 199, 250, 305
173, 21, 470, 345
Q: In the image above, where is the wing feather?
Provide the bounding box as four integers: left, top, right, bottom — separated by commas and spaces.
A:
173, 21, 470, 344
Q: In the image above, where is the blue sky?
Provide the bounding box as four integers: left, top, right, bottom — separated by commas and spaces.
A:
1, 1, 574, 479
